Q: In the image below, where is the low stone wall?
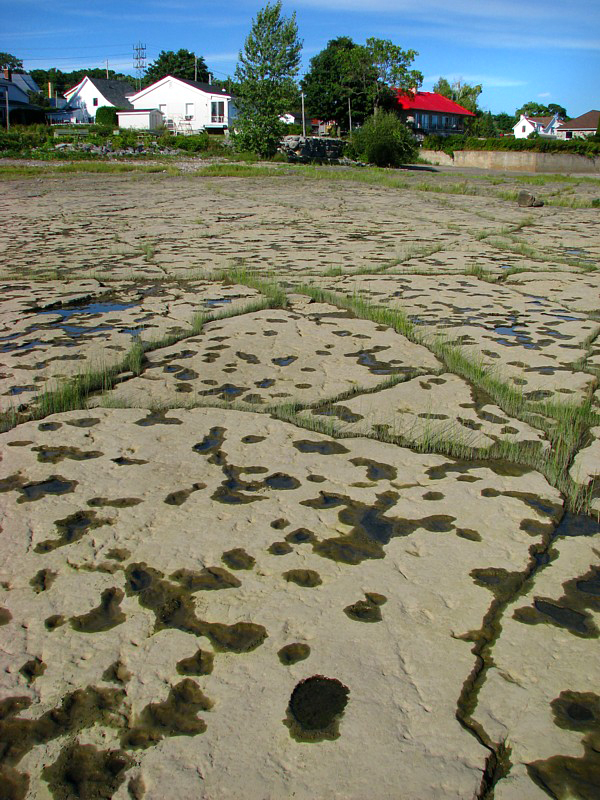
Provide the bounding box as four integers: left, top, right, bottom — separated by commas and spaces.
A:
279, 135, 348, 163
421, 149, 600, 173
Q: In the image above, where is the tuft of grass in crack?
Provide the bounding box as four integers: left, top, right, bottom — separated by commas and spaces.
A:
215, 265, 288, 308
291, 286, 600, 515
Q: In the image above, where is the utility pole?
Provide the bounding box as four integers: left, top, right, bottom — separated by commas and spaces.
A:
105, 59, 109, 79
348, 96, 352, 133
194, 57, 197, 82
5, 89, 9, 131
133, 42, 147, 90
301, 91, 306, 137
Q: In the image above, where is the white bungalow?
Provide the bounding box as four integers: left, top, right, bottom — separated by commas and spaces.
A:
126, 76, 235, 133
513, 113, 563, 139
61, 76, 136, 123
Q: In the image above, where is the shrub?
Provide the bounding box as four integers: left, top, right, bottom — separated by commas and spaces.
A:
95, 106, 119, 127
173, 132, 210, 152
350, 112, 417, 167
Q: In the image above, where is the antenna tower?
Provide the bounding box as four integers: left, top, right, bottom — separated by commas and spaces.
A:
133, 42, 147, 89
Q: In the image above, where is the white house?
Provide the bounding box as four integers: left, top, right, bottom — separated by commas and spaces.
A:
126, 76, 235, 133
61, 76, 136, 123
513, 113, 563, 139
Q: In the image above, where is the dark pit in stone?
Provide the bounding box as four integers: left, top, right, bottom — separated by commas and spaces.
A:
287, 675, 349, 739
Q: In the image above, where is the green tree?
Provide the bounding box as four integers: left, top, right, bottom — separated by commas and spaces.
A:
31, 67, 134, 95
234, 1, 302, 158
351, 111, 417, 166
366, 38, 422, 112
301, 37, 375, 129
433, 77, 482, 113
493, 112, 516, 133
469, 111, 497, 137
515, 101, 567, 119
0, 52, 23, 71
144, 49, 209, 86
547, 103, 567, 119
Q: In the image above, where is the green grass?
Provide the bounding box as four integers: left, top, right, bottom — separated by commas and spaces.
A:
281, 285, 600, 515
0, 163, 181, 179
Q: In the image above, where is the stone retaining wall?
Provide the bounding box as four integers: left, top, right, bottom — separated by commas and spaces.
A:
421, 149, 600, 173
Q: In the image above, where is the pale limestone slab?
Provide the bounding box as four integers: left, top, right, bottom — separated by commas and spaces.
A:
99, 302, 441, 409
0, 407, 563, 800
313, 273, 598, 401
300, 372, 548, 449
505, 271, 600, 314
0, 281, 260, 410
472, 517, 600, 800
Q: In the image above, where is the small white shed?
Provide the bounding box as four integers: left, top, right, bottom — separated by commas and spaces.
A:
117, 109, 163, 130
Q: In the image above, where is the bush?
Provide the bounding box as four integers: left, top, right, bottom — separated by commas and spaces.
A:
95, 106, 119, 127
173, 132, 210, 152
350, 112, 417, 167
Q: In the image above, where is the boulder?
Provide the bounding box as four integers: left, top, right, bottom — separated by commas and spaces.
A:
517, 190, 544, 207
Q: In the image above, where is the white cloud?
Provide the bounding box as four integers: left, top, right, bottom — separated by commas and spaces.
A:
538, 91, 552, 97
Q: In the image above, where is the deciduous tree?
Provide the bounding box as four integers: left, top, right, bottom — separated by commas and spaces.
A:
301, 37, 375, 129
433, 77, 482, 113
144, 49, 208, 86
234, 1, 302, 157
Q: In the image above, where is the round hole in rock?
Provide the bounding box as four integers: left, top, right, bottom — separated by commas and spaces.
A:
289, 675, 349, 731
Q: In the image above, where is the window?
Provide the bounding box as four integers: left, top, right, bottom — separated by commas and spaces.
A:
211, 100, 225, 123
566, 131, 572, 139
522, 125, 526, 132
185, 103, 194, 120
431, 114, 438, 128
93, 97, 98, 107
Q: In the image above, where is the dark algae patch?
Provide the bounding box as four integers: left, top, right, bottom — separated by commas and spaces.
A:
222, 548, 255, 570
286, 675, 349, 742
176, 649, 214, 676
293, 439, 349, 456
122, 679, 212, 750
513, 564, 600, 638
124, 562, 267, 652
527, 691, 600, 800
283, 570, 322, 588
70, 588, 126, 633
19, 658, 46, 684
350, 457, 397, 481
42, 741, 133, 800
18, 475, 78, 503
0, 685, 126, 778
35, 511, 109, 554
30, 568, 57, 593
303, 490, 455, 564
0, 608, 12, 625
344, 592, 387, 623
171, 566, 241, 591
164, 482, 206, 506
32, 445, 102, 464
278, 643, 311, 666
269, 541, 293, 555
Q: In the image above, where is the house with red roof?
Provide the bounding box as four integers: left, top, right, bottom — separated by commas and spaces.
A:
394, 90, 476, 137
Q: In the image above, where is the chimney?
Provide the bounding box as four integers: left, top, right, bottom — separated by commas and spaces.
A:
3, 68, 11, 81
48, 81, 53, 99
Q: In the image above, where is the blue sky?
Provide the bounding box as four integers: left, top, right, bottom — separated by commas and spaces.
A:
4, 0, 599, 116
